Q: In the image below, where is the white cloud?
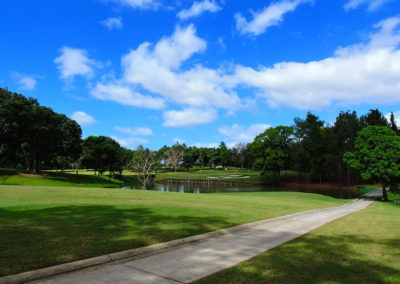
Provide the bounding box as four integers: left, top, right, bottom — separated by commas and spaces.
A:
107, 0, 159, 9
54, 47, 96, 79
12, 72, 37, 90
193, 142, 219, 148
385, 111, 400, 126
235, 0, 312, 36
344, 0, 392, 11
218, 124, 271, 144
112, 136, 149, 148
102, 17, 123, 30
121, 24, 241, 110
173, 137, 186, 144
231, 17, 400, 109
163, 108, 218, 127
90, 24, 241, 125
70, 111, 97, 126
114, 126, 153, 135
90, 83, 166, 109
177, 0, 221, 20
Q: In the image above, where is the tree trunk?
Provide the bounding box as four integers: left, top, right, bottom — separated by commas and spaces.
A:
33, 158, 38, 175
382, 185, 388, 201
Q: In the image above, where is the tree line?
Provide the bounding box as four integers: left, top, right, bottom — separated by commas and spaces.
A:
2, 88, 400, 196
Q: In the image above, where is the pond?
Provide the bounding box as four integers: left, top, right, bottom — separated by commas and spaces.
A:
120, 182, 362, 199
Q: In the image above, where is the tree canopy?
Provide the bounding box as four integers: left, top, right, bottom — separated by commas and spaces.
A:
344, 126, 400, 200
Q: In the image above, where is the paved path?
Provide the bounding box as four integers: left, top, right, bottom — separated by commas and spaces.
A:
32, 192, 379, 284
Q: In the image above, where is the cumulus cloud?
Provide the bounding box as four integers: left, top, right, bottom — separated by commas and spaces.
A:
90, 83, 166, 109
344, 0, 392, 11
231, 17, 400, 109
54, 47, 97, 79
163, 108, 218, 127
121, 24, 241, 110
90, 24, 241, 125
235, 0, 312, 36
70, 111, 96, 126
177, 0, 221, 20
107, 0, 159, 9
12, 72, 37, 90
385, 111, 400, 126
102, 17, 123, 30
218, 124, 271, 143
114, 126, 153, 135
193, 142, 219, 148
112, 136, 149, 148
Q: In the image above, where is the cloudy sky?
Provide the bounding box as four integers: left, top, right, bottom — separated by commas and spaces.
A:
1, 0, 400, 149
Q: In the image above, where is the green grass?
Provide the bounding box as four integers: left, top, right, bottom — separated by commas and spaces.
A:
156, 169, 267, 183
195, 201, 400, 284
0, 185, 349, 276
0, 168, 137, 188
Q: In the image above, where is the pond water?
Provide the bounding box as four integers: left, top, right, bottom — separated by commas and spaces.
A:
120, 182, 361, 199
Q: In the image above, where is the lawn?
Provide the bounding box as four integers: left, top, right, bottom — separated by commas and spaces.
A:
195, 201, 400, 284
155, 168, 269, 183
0, 185, 349, 276
0, 168, 136, 188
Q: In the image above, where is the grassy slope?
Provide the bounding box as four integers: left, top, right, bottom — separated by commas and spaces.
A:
0, 168, 134, 188
0, 185, 348, 276
195, 201, 400, 284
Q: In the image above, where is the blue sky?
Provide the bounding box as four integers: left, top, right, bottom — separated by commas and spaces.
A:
1, 0, 400, 149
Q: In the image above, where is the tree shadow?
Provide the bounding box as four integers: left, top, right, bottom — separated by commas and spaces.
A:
195, 234, 400, 284
0, 205, 234, 276
0, 168, 122, 187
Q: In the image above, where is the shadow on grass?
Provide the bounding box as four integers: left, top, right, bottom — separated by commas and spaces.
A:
0, 168, 126, 187
0, 205, 234, 276
195, 233, 400, 284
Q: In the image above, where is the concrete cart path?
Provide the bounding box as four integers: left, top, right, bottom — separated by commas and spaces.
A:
31, 191, 379, 284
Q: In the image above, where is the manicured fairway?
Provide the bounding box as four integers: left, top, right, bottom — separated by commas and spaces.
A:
0, 185, 349, 276
0, 168, 130, 188
195, 201, 400, 284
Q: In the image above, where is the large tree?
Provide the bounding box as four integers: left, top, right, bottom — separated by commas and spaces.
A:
249, 126, 293, 183
0, 88, 82, 173
344, 126, 400, 201
81, 136, 123, 175
294, 112, 324, 182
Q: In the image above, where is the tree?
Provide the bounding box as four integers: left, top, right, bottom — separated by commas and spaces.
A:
344, 126, 400, 201
333, 111, 361, 185
0, 88, 82, 173
389, 112, 399, 135
249, 126, 293, 183
164, 143, 185, 172
217, 142, 231, 167
360, 109, 389, 127
294, 112, 324, 182
232, 143, 246, 168
81, 136, 123, 175
131, 148, 158, 188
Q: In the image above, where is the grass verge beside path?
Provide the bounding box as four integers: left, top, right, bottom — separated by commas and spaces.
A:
0, 185, 349, 276
195, 201, 400, 284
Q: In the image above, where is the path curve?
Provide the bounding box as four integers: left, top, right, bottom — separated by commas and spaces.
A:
21, 191, 379, 284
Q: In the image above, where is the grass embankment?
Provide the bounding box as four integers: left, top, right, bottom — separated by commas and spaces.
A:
0, 185, 349, 276
195, 201, 400, 284
0, 168, 136, 188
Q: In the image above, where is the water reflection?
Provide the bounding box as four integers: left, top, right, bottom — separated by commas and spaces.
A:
120, 182, 361, 199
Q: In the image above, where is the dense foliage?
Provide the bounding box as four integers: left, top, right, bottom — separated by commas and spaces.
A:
0, 88, 82, 173
344, 126, 400, 200
2, 88, 399, 189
